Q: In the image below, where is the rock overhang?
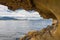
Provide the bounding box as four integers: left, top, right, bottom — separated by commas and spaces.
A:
0, 0, 59, 40
0, 0, 57, 19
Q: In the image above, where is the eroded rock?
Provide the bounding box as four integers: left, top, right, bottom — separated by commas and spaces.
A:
0, 0, 57, 19
0, 0, 59, 40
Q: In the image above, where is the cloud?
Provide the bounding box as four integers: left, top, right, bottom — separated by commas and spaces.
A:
0, 4, 43, 20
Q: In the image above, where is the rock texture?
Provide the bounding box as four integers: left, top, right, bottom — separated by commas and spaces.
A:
0, 0, 57, 19
0, 0, 60, 40
20, 23, 58, 40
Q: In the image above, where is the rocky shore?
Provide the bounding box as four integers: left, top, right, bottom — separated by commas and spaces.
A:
20, 20, 57, 40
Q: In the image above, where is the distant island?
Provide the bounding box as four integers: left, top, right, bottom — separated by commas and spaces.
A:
0, 17, 17, 20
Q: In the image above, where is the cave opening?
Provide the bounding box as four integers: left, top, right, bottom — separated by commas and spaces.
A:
0, 4, 58, 40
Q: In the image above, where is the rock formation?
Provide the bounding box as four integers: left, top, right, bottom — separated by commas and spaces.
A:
20, 20, 58, 40
0, 0, 60, 40
0, 0, 57, 19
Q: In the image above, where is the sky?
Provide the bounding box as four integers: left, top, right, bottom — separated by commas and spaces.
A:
0, 4, 43, 19
0, 4, 53, 39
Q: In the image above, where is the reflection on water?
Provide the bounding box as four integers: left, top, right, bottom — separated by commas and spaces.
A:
0, 19, 52, 40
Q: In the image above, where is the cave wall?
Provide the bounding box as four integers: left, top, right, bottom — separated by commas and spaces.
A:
0, 0, 60, 40
0, 0, 57, 19
36, 0, 60, 40
0, 0, 32, 10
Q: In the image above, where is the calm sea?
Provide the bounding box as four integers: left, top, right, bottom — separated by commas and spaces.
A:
0, 19, 52, 40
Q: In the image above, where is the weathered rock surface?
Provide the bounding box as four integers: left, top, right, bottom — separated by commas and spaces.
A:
0, 0, 60, 40
0, 0, 57, 19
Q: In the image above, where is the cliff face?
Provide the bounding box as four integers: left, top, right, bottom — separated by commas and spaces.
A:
0, 0, 60, 40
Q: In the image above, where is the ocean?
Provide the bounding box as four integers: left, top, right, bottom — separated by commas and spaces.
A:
0, 4, 53, 40
0, 19, 52, 40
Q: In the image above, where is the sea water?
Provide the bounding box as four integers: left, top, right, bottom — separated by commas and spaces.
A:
0, 19, 52, 40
